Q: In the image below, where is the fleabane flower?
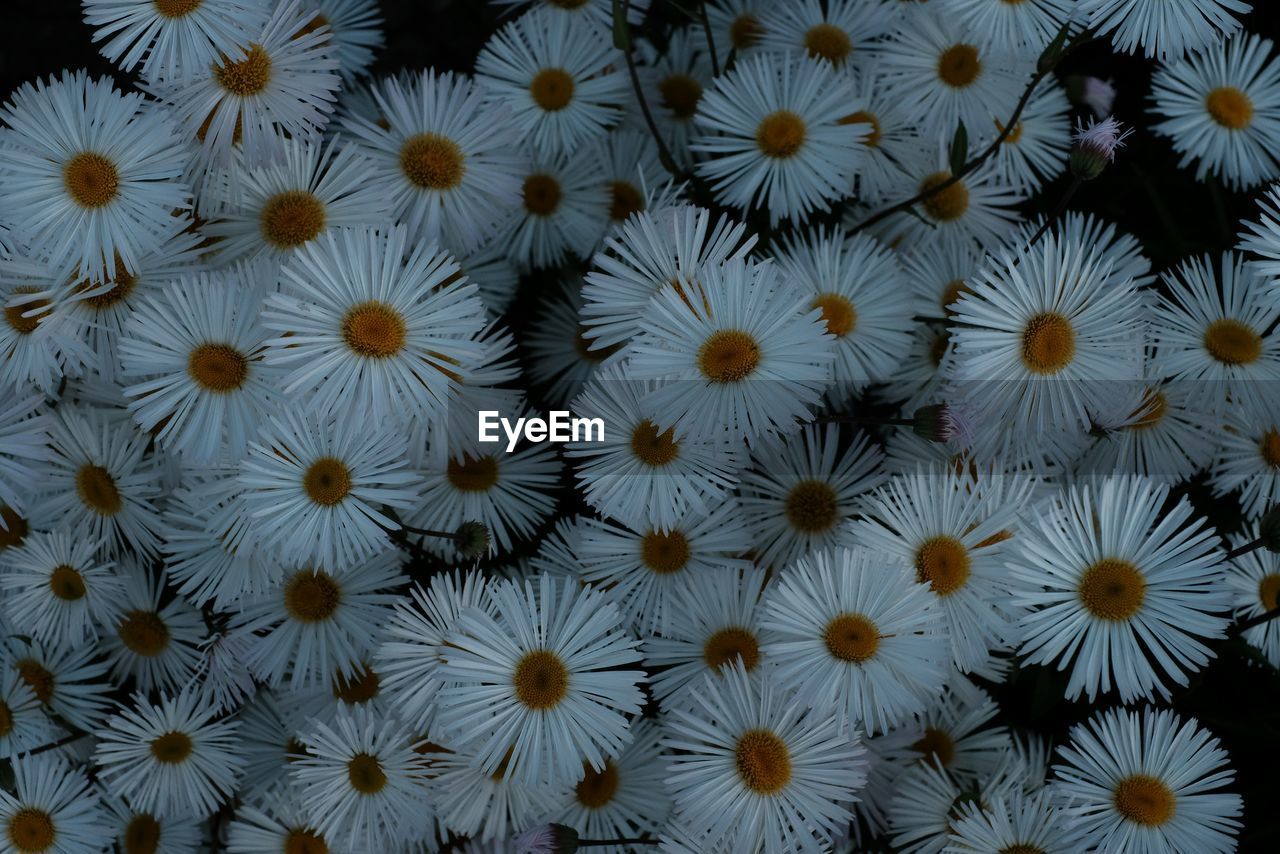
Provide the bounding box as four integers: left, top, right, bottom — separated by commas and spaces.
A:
436, 574, 646, 788
262, 225, 488, 428
0, 70, 190, 284
341, 68, 525, 254
1069, 115, 1132, 180
1079, 0, 1251, 60
475, 7, 627, 155
758, 0, 897, 73
305, 0, 385, 82
0, 754, 105, 854
627, 256, 835, 446
1011, 475, 1231, 702
0, 529, 121, 650
693, 53, 866, 224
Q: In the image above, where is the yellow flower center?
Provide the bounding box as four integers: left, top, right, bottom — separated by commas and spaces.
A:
6, 809, 55, 854
76, 464, 122, 516
999, 847, 1045, 854
911, 726, 956, 768
915, 535, 971, 595
118, 610, 170, 657
149, 731, 193, 764
0, 506, 28, 550
640, 529, 691, 575
347, 753, 388, 794
784, 479, 839, 534
513, 649, 569, 710
698, 329, 761, 382
522, 174, 562, 216
1113, 774, 1176, 826
284, 828, 328, 854
1127, 388, 1167, 431
284, 570, 342, 622
659, 74, 703, 119
756, 110, 807, 158
702, 626, 761, 672
0, 702, 12, 738
16, 660, 54, 704
1078, 558, 1146, 621
187, 342, 249, 392
938, 44, 981, 88
447, 454, 499, 491
804, 23, 852, 64
735, 729, 792, 794
575, 760, 620, 809
399, 133, 466, 190
1021, 312, 1076, 375
333, 665, 380, 704
530, 68, 575, 111
1203, 317, 1262, 366
609, 180, 646, 223
63, 152, 120, 209
824, 613, 880, 663
630, 420, 680, 467
730, 14, 762, 50
122, 814, 161, 854
302, 457, 351, 507
260, 190, 327, 248
214, 44, 272, 96
839, 110, 881, 147
812, 293, 857, 337
154, 0, 202, 17
1258, 573, 1280, 610
4, 289, 47, 335
1261, 428, 1280, 469
74, 255, 139, 309
995, 117, 1025, 144
48, 565, 86, 601
341, 301, 407, 359
919, 172, 970, 222
1205, 86, 1254, 130
941, 279, 972, 315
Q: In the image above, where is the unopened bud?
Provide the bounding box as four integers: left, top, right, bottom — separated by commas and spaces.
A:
513, 823, 580, 854
455, 520, 491, 560
1069, 116, 1131, 181
912, 403, 974, 447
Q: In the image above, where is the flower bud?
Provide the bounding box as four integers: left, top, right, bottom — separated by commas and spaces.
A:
1069, 116, 1131, 181
513, 823, 580, 854
455, 520, 491, 560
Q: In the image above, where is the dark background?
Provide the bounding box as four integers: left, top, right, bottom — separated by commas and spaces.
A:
4, 0, 1279, 849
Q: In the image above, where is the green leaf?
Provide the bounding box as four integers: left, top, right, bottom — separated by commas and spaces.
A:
949, 122, 968, 176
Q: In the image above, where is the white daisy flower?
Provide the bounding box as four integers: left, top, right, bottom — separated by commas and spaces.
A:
761, 546, 948, 736
436, 574, 645, 788
580, 204, 757, 352
81, 0, 269, 82
706, 0, 782, 60
1238, 182, 1280, 295
146, 0, 341, 170
692, 53, 865, 224
376, 570, 495, 732
503, 148, 610, 269
0, 530, 121, 650
4, 638, 113, 732
291, 704, 434, 851
0, 664, 55, 759
341, 69, 525, 255
233, 690, 309, 800
935, 0, 1075, 50
642, 565, 772, 705
1051, 706, 1242, 852
836, 68, 928, 205
1151, 32, 1280, 190
1209, 406, 1280, 520
192, 628, 257, 715
1227, 522, 1280, 666
119, 265, 278, 463
985, 76, 1071, 193
1012, 475, 1231, 702
429, 739, 569, 843
627, 256, 835, 446
1079, 0, 1251, 60
566, 362, 743, 532
0, 394, 50, 518
305, 0, 385, 82
99, 565, 204, 695
30, 404, 165, 560
663, 661, 866, 853
1150, 251, 1280, 421
475, 7, 626, 156
946, 231, 1145, 446
226, 791, 333, 854
774, 228, 914, 398
264, 225, 486, 428
201, 136, 387, 263
638, 27, 714, 169
1012, 209, 1155, 290
555, 717, 672, 847
0, 70, 190, 284
573, 498, 753, 635
592, 128, 664, 230
230, 550, 405, 691
1, 258, 93, 395
889, 753, 1024, 854
525, 273, 623, 406
409, 441, 560, 558
877, 7, 1029, 141
0, 754, 105, 854
738, 424, 885, 570
759, 0, 896, 72
902, 239, 985, 323
851, 468, 1031, 675
236, 410, 419, 568
100, 791, 201, 854
95, 689, 243, 820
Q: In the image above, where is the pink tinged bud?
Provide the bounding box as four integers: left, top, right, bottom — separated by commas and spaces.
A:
1069, 116, 1131, 181
912, 403, 974, 447
1082, 77, 1116, 118
513, 824, 581, 854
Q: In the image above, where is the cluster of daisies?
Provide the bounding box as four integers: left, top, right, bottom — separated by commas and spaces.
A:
2, 0, 1280, 851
